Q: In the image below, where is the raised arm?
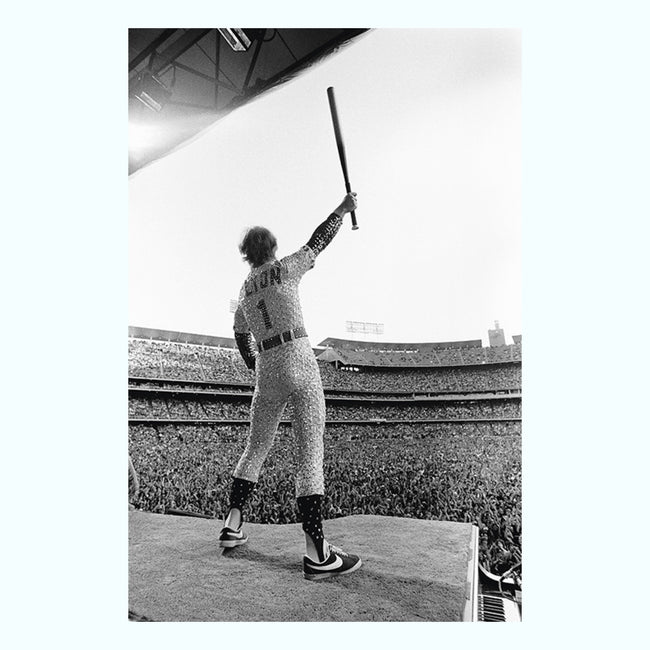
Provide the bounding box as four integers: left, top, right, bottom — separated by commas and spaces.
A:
305, 192, 357, 256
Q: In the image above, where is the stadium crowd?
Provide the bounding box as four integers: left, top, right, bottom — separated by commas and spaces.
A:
130, 381, 253, 393
129, 339, 250, 382
129, 339, 522, 393
325, 401, 521, 420
317, 363, 521, 393
129, 422, 521, 576
329, 343, 521, 367
128, 396, 522, 421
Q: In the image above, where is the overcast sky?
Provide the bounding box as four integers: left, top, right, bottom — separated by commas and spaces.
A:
129, 29, 521, 346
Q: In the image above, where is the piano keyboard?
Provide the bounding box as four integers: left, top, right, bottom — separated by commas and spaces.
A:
477, 594, 521, 622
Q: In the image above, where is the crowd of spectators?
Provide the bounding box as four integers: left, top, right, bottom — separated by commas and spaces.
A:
325, 401, 521, 420
330, 343, 521, 368
487, 344, 522, 363
317, 363, 521, 393
129, 338, 522, 394
130, 381, 252, 393
129, 339, 250, 383
129, 421, 521, 576
324, 421, 521, 439
129, 398, 150, 418
128, 339, 164, 377
128, 396, 522, 421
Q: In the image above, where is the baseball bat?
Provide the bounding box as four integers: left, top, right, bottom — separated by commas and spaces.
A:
327, 86, 358, 230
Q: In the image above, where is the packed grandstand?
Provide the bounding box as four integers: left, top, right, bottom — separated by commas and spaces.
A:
128, 326, 522, 580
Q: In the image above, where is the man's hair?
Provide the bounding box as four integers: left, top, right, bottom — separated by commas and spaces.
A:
239, 227, 277, 267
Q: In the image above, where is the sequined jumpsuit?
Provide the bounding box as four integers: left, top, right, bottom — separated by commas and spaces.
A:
232, 212, 344, 497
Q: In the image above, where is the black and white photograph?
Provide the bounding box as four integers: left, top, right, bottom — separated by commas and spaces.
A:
128, 27, 521, 622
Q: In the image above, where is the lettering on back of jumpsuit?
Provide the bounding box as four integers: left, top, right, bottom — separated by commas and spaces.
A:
233, 246, 326, 497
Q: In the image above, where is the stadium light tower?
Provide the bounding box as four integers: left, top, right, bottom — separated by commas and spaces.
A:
345, 320, 384, 343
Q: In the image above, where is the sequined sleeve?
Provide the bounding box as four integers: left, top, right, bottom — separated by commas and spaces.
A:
234, 332, 257, 370
233, 303, 256, 370
305, 212, 343, 257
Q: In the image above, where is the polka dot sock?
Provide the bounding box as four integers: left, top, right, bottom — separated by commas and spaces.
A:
297, 494, 326, 562
228, 477, 255, 525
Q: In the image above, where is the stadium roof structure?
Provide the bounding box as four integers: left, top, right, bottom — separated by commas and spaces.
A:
315, 347, 346, 363
128, 28, 369, 174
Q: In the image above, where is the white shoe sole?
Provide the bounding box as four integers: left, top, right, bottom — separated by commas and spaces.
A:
303, 558, 362, 581
219, 537, 248, 548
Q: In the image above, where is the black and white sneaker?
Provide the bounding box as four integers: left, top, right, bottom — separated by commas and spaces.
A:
218, 523, 248, 548
303, 543, 362, 581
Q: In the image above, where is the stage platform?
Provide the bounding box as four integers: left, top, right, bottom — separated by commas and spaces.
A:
129, 510, 478, 622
